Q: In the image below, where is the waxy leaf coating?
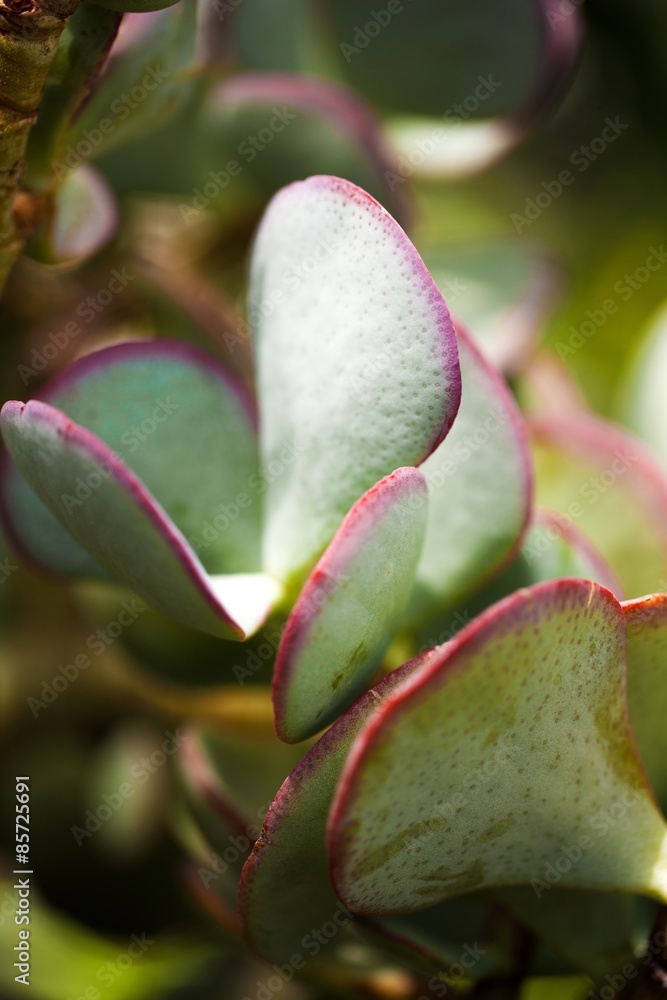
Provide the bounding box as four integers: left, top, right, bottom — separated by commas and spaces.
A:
0, 399, 274, 639
250, 174, 460, 583
329, 580, 667, 914
273, 467, 428, 743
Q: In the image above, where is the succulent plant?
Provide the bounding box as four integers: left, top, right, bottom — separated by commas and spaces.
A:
3, 171, 667, 996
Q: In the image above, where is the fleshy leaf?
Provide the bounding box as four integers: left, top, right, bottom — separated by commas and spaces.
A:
179, 726, 306, 881
209, 72, 412, 227
2, 341, 261, 578
0, 399, 275, 639
414, 509, 622, 654
328, 0, 580, 120
530, 412, 667, 598
329, 580, 667, 914
47, 165, 117, 264
273, 467, 428, 743
624, 300, 667, 468
624, 594, 667, 813
519, 509, 623, 596
239, 653, 434, 962
423, 243, 558, 374
406, 323, 531, 626
498, 887, 654, 982
251, 174, 460, 583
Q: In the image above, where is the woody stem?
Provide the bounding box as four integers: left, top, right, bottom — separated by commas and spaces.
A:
0, 0, 79, 296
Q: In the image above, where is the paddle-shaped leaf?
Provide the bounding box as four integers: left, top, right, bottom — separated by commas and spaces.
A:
329, 580, 667, 914
209, 72, 412, 226
0, 395, 276, 639
1, 342, 261, 577
273, 467, 428, 743
239, 653, 435, 962
250, 174, 460, 583
405, 323, 531, 626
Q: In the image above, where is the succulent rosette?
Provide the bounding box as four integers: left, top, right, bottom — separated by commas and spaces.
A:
4, 176, 667, 990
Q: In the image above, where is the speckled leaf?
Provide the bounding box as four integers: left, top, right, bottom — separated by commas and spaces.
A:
329, 580, 667, 914
0, 399, 277, 639
274, 467, 428, 743
1, 342, 260, 578
624, 594, 667, 814
405, 323, 531, 627
239, 653, 435, 962
530, 412, 667, 599
250, 174, 460, 583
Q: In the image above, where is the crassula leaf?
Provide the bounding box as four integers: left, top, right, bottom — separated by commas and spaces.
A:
0, 343, 278, 638
329, 580, 667, 914
530, 412, 667, 599
250, 174, 460, 583
273, 467, 428, 743
2, 342, 261, 575
1, 399, 277, 638
624, 594, 667, 813
209, 72, 412, 227
405, 322, 531, 626
239, 653, 434, 962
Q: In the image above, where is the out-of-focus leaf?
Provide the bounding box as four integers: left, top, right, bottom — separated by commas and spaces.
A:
204, 72, 412, 226
530, 411, 667, 599
423, 243, 559, 374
